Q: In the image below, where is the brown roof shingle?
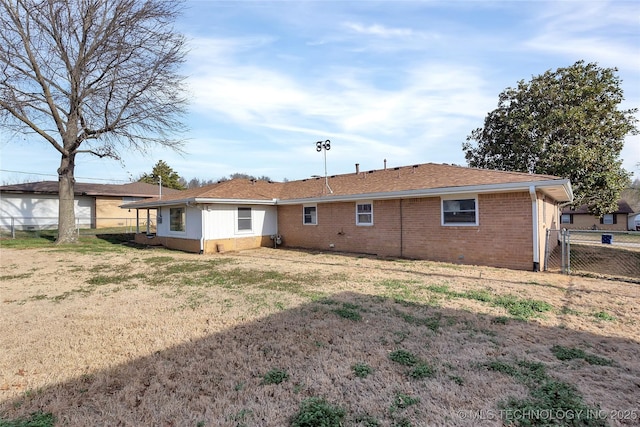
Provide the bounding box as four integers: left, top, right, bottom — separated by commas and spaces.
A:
280, 163, 560, 200
127, 162, 569, 207
0, 181, 182, 197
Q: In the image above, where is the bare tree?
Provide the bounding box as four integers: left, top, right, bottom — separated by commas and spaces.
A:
0, 0, 188, 243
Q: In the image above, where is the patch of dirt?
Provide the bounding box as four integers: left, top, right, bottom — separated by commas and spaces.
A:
1, 247, 638, 426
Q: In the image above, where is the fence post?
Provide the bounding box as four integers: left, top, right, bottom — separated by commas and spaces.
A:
566, 229, 571, 275
560, 229, 566, 274
11, 217, 15, 239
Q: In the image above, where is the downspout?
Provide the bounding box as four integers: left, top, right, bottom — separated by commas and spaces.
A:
200, 207, 205, 254
529, 186, 540, 272
399, 199, 404, 258
274, 200, 279, 248
195, 203, 205, 254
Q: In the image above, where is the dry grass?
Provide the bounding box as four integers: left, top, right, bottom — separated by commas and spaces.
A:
0, 242, 638, 426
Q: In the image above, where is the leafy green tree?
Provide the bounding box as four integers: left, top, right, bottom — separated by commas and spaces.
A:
463, 61, 637, 216
139, 160, 186, 190
0, 0, 187, 243
621, 177, 640, 213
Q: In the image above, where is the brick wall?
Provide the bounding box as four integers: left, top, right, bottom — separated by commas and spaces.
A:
135, 234, 272, 254
134, 233, 273, 254
278, 191, 537, 270
134, 234, 201, 253
278, 199, 403, 257
203, 235, 272, 253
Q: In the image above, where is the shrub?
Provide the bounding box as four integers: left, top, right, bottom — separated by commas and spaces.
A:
389, 350, 419, 366
352, 363, 373, 378
290, 397, 345, 427
262, 368, 289, 385
550, 345, 614, 366
0, 411, 55, 427
409, 362, 435, 379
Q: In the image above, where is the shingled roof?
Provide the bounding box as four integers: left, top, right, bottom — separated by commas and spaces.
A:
562, 200, 634, 215
124, 162, 572, 208
278, 163, 563, 200
0, 181, 182, 197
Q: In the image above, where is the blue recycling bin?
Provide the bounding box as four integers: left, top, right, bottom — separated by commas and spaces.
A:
601, 234, 613, 244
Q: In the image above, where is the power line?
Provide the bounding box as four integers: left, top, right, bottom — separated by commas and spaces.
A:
0, 169, 130, 183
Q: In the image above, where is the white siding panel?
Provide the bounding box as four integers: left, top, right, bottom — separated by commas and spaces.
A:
0, 194, 94, 229
156, 205, 202, 239
205, 205, 235, 239
156, 206, 169, 235
154, 204, 277, 240
203, 204, 278, 239
186, 207, 202, 240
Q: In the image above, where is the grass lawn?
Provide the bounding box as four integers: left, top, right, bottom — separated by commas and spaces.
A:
1, 237, 638, 426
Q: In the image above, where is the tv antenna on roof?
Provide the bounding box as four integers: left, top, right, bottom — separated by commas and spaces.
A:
315, 140, 333, 194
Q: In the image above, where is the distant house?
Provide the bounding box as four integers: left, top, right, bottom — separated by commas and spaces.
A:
0, 181, 181, 230
561, 200, 634, 231
629, 213, 640, 231
124, 163, 573, 271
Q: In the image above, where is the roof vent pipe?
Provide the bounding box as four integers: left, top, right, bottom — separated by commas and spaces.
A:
384, 159, 387, 170
355, 163, 360, 174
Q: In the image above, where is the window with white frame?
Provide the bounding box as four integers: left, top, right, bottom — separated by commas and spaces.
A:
303, 205, 317, 225
169, 207, 185, 232
356, 201, 373, 226
237, 207, 252, 231
442, 197, 478, 225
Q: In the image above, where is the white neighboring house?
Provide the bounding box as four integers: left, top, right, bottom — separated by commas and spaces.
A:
1, 190, 93, 229
629, 212, 640, 231
0, 181, 180, 231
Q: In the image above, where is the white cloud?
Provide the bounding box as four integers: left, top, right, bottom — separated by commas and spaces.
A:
524, 1, 640, 72
343, 22, 416, 38
181, 32, 499, 179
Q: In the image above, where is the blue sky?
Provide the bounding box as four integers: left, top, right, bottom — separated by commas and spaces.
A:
1, 0, 639, 184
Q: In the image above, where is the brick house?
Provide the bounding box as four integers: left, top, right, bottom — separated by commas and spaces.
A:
560, 200, 634, 231
0, 181, 181, 230
125, 163, 573, 271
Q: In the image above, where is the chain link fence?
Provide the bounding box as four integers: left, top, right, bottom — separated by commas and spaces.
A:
546, 229, 640, 283
0, 216, 155, 240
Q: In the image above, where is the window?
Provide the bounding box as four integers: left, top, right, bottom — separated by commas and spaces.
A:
356, 202, 373, 226
303, 205, 317, 225
237, 207, 252, 231
122, 196, 144, 203
442, 197, 477, 225
169, 207, 185, 232
561, 214, 572, 224
601, 214, 615, 225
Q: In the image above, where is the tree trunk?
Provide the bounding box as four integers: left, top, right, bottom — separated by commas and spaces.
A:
56, 153, 78, 244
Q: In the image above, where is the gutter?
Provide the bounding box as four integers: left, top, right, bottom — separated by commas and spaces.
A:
121, 197, 277, 209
